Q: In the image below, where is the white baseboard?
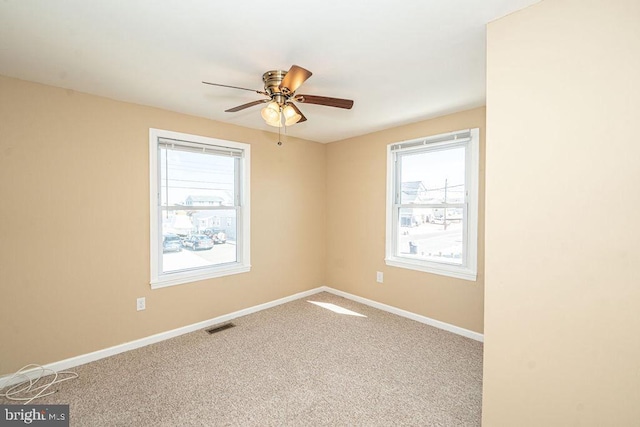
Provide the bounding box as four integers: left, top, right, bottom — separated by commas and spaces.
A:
0, 287, 325, 388
1, 285, 482, 388
319, 286, 484, 342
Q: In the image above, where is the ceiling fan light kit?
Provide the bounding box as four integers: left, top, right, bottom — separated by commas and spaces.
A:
259, 101, 301, 127
282, 104, 301, 126
203, 65, 354, 144
260, 101, 280, 124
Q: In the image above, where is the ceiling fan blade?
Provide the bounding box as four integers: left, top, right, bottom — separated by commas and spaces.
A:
295, 94, 354, 109
203, 81, 268, 96
279, 65, 312, 94
225, 99, 270, 112
289, 103, 307, 123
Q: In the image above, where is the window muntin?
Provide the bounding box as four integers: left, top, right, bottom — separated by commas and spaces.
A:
386, 129, 478, 281
150, 129, 250, 288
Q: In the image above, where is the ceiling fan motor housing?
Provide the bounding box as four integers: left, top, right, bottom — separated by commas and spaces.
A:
262, 70, 287, 104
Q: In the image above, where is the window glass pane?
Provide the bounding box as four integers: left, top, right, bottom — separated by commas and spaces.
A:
161, 209, 237, 273
400, 147, 465, 204
160, 147, 235, 208
396, 208, 463, 265
151, 129, 251, 288
386, 129, 478, 280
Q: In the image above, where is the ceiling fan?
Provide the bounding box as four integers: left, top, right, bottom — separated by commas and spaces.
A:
202, 65, 354, 128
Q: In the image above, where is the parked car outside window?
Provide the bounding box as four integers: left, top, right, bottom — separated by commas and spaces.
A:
163, 234, 182, 253
203, 228, 227, 244
183, 234, 214, 250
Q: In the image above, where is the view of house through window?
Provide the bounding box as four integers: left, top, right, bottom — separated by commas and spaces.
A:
150, 129, 250, 289
386, 129, 479, 281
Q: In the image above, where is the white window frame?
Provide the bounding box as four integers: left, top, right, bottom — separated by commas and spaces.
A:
385, 128, 479, 281
149, 128, 251, 289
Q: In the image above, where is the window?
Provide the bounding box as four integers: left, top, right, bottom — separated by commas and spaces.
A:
149, 129, 250, 289
386, 129, 479, 281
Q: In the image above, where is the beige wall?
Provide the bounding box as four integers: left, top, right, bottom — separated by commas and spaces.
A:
0, 76, 326, 375
326, 108, 486, 333
484, 0, 640, 425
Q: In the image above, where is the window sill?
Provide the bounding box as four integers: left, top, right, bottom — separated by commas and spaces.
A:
151, 264, 251, 289
385, 257, 476, 282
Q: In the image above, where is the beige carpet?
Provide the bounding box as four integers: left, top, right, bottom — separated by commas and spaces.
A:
1, 292, 483, 426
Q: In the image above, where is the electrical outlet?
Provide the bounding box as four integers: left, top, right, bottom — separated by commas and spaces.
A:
137, 297, 146, 311
376, 271, 384, 283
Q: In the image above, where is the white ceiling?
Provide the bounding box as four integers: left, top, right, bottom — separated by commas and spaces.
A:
0, 0, 538, 143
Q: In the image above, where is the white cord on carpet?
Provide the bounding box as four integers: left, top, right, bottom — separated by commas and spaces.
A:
0, 364, 78, 405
